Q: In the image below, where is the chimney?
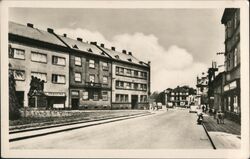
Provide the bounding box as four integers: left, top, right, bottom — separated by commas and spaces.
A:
27, 23, 33, 28
77, 37, 82, 42
47, 28, 54, 33
90, 41, 97, 45
122, 50, 127, 54
63, 33, 67, 37
128, 52, 132, 55
111, 46, 116, 51
100, 43, 105, 48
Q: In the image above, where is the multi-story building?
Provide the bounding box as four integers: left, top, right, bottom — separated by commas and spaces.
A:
56, 36, 112, 110
8, 21, 150, 110
165, 86, 196, 107
196, 73, 208, 106
221, 8, 240, 123
9, 22, 70, 109
97, 45, 151, 109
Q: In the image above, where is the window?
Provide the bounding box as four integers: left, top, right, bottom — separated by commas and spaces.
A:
89, 59, 95, 68
119, 68, 124, 74
52, 74, 65, 84
134, 70, 138, 77
82, 91, 88, 100
233, 96, 238, 113
71, 91, 79, 96
126, 69, 131, 75
116, 67, 119, 74
12, 70, 25, 81
228, 97, 231, 111
75, 56, 81, 66
125, 95, 128, 102
31, 72, 47, 82
139, 72, 143, 77
102, 91, 108, 101
89, 75, 95, 83
115, 94, 128, 102
102, 62, 108, 70
234, 48, 238, 67
93, 92, 99, 100
125, 82, 131, 89
75, 72, 81, 82
140, 95, 147, 102
31, 52, 47, 63
103, 76, 108, 83
52, 56, 66, 66
9, 48, 25, 59
134, 83, 138, 90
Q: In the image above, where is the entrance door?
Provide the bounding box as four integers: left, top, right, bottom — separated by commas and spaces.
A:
131, 95, 138, 109
72, 99, 79, 110
16, 91, 24, 107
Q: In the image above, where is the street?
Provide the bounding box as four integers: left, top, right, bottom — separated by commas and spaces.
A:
10, 109, 213, 149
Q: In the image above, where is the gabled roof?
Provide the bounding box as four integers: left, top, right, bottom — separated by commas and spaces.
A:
9, 21, 66, 47
57, 35, 110, 58
100, 47, 149, 67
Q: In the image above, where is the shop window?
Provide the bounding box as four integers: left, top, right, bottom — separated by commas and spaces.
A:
52, 74, 65, 84
89, 59, 95, 68
12, 70, 25, 81
75, 72, 81, 82
31, 52, 47, 63
9, 48, 25, 59
233, 96, 238, 113
234, 48, 238, 67
102, 91, 108, 101
115, 94, 119, 102
89, 75, 95, 83
82, 91, 88, 100
52, 56, 66, 66
75, 56, 81, 66
31, 72, 47, 82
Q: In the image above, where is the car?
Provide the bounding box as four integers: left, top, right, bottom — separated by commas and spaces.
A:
189, 105, 199, 113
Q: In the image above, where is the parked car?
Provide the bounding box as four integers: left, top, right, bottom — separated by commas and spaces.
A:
189, 105, 199, 113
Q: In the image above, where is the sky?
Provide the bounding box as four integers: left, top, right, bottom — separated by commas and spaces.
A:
9, 8, 225, 92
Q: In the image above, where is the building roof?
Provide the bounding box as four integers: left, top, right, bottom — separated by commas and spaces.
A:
221, 8, 237, 24
57, 35, 110, 58
9, 21, 66, 47
100, 47, 149, 67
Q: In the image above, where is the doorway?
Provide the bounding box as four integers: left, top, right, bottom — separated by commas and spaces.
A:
71, 98, 79, 110
131, 95, 138, 109
16, 91, 24, 108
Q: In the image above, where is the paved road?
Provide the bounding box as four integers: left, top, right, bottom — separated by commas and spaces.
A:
10, 109, 212, 149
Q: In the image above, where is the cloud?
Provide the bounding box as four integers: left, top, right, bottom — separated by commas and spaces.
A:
57, 28, 208, 91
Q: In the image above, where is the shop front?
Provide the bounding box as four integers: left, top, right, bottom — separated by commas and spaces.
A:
44, 92, 66, 109
223, 79, 241, 124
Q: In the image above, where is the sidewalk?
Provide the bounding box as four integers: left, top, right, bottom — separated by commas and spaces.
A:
202, 114, 241, 149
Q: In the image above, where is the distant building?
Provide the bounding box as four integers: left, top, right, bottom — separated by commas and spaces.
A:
196, 73, 208, 106
164, 86, 196, 107
221, 8, 240, 123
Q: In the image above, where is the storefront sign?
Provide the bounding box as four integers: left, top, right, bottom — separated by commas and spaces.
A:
53, 104, 64, 108
223, 81, 237, 92
71, 91, 79, 96
45, 92, 66, 97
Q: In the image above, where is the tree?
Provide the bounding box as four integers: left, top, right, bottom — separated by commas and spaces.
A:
9, 67, 21, 120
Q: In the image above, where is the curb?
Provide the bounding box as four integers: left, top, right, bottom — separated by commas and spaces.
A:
9, 112, 153, 142
202, 122, 216, 150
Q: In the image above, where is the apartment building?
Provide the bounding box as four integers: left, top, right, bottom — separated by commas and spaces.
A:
221, 8, 240, 123
56, 36, 112, 110
97, 45, 151, 109
196, 74, 208, 106
9, 22, 69, 109
9, 21, 150, 110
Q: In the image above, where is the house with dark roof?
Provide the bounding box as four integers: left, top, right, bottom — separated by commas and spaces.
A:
96, 44, 151, 109
9, 21, 70, 109
8, 21, 151, 110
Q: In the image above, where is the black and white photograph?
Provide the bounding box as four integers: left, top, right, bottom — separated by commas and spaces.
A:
1, 0, 249, 158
